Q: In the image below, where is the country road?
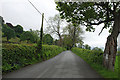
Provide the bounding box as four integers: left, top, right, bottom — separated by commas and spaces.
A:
3, 51, 102, 78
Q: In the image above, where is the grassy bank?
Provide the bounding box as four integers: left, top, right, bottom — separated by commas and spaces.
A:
71, 47, 119, 79
2, 44, 66, 74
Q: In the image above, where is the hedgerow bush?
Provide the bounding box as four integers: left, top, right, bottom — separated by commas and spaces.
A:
71, 47, 103, 65
72, 47, 119, 78
2, 44, 66, 74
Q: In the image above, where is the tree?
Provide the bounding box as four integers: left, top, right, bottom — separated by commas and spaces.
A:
46, 14, 64, 46
64, 23, 83, 48
78, 41, 84, 48
29, 29, 39, 43
84, 44, 91, 50
14, 25, 23, 38
43, 34, 53, 45
2, 24, 15, 41
30, 29, 40, 37
6, 23, 14, 29
20, 31, 35, 43
62, 35, 73, 49
92, 47, 103, 52
63, 23, 83, 49
53, 39, 59, 45
56, 2, 120, 70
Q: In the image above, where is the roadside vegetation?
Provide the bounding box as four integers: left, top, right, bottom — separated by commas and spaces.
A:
72, 47, 119, 78
1, 1, 120, 78
2, 44, 65, 74
1, 21, 66, 74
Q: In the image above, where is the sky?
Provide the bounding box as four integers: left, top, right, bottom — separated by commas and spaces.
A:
1, 0, 120, 48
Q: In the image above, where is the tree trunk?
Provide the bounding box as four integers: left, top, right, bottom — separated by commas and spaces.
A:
103, 35, 117, 71
58, 33, 62, 46
72, 26, 76, 47
103, 13, 120, 71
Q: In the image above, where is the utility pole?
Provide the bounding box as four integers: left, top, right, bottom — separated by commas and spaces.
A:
28, 0, 44, 59
39, 13, 44, 55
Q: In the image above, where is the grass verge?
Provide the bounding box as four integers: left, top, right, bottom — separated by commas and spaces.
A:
71, 47, 119, 79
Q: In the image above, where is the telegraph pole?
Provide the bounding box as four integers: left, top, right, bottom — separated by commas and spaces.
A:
39, 13, 44, 55
28, 0, 44, 59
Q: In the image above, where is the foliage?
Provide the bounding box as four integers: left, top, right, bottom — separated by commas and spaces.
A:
92, 47, 103, 52
29, 29, 39, 43
118, 51, 120, 54
2, 44, 66, 74
9, 37, 20, 43
62, 23, 83, 49
53, 39, 59, 45
46, 14, 64, 46
20, 31, 36, 43
71, 47, 119, 78
62, 35, 72, 49
43, 34, 53, 45
46, 14, 63, 35
83, 44, 91, 50
56, 2, 120, 33
114, 56, 120, 73
56, 1, 120, 71
72, 47, 103, 65
6, 23, 14, 29
14, 25, 23, 38
2, 24, 15, 41
78, 41, 84, 48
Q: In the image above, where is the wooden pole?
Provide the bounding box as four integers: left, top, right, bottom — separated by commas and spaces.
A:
39, 13, 44, 52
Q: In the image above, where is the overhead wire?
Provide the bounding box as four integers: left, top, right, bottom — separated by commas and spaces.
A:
28, 0, 42, 15
28, 0, 55, 29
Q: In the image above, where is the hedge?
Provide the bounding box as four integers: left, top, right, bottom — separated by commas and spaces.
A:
2, 44, 66, 74
71, 47, 103, 65
71, 47, 119, 78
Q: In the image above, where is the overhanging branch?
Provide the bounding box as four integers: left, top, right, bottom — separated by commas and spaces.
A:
87, 18, 114, 25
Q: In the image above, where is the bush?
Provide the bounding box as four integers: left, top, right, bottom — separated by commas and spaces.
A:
71, 47, 103, 65
71, 47, 119, 78
2, 44, 66, 74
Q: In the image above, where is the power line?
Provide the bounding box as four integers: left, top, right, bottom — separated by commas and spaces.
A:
28, 0, 55, 29
28, 0, 42, 15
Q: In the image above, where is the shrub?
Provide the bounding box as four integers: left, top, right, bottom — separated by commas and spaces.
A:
2, 44, 66, 74
71, 47, 103, 65
71, 47, 119, 78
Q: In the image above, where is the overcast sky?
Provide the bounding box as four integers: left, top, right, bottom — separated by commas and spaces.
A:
1, 0, 120, 48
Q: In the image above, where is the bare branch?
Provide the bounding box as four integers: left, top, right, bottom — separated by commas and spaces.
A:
98, 26, 106, 35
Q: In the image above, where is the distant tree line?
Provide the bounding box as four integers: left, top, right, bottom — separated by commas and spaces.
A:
1, 15, 102, 51
46, 14, 84, 50
1, 17, 54, 45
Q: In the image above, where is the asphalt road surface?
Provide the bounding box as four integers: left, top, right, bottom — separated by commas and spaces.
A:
3, 51, 102, 78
